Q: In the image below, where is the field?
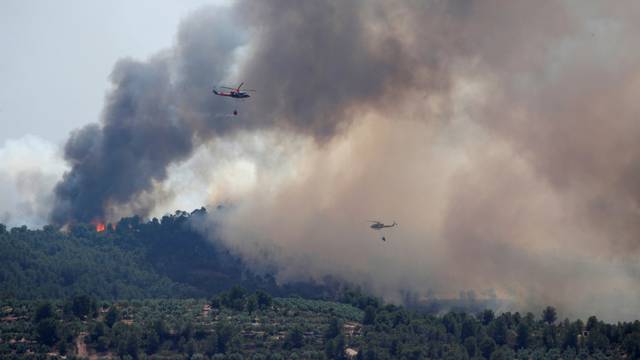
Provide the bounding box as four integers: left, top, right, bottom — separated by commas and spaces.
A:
0, 296, 363, 359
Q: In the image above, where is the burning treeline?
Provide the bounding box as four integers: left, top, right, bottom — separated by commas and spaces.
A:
94, 221, 106, 233
50, 1, 640, 321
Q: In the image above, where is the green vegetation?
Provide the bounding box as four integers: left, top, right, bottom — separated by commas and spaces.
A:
0, 209, 328, 300
0, 291, 363, 359
2, 211, 640, 358
2, 291, 640, 359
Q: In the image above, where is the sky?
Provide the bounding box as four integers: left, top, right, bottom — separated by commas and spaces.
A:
0, 0, 224, 145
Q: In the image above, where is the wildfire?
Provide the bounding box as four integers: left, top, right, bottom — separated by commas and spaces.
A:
92, 221, 106, 232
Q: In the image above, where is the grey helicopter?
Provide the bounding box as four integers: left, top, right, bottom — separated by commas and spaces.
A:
368, 220, 397, 241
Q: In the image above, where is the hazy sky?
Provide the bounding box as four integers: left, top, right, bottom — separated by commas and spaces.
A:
0, 0, 225, 145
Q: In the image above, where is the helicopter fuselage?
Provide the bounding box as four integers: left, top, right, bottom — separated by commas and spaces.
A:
370, 223, 395, 230
212, 88, 251, 98
229, 91, 250, 98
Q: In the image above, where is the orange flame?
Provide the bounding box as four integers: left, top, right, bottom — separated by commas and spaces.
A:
91, 220, 107, 232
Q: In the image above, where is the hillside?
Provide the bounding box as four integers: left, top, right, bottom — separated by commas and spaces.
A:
0, 208, 331, 300
3, 210, 640, 359
0, 294, 363, 359
2, 290, 640, 359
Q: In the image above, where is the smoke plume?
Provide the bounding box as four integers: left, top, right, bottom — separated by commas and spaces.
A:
0, 135, 66, 227
50, 7, 242, 224
49, 1, 640, 320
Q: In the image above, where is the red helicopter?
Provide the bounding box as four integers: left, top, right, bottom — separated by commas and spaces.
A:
212, 82, 255, 115
212, 82, 255, 99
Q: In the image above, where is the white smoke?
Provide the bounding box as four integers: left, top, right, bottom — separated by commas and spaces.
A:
0, 135, 67, 227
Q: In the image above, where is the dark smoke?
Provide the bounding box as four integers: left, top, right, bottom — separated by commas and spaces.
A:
51, 7, 241, 224
51, 0, 452, 223
237, 0, 425, 139
48, 0, 640, 320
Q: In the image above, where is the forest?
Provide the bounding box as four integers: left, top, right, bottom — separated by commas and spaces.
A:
0, 209, 332, 300
1, 210, 640, 359
2, 290, 640, 359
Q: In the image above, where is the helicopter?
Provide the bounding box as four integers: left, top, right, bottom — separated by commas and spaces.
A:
368, 220, 397, 230
212, 82, 256, 99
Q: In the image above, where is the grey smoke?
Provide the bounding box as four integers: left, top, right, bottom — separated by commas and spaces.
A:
51, 0, 450, 223
49, 1, 640, 320
51, 7, 241, 224
0, 135, 65, 227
